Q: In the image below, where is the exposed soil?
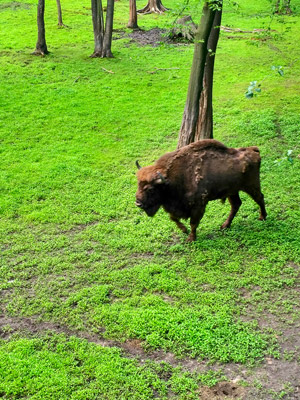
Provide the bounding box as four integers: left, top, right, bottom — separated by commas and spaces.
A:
128, 28, 168, 47
0, 2, 32, 10
1, 313, 300, 399
199, 382, 246, 400
125, 28, 189, 47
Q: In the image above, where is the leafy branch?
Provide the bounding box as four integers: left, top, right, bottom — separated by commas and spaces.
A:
245, 64, 284, 99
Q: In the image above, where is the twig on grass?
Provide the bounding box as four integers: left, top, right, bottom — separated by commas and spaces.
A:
101, 67, 115, 74
148, 67, 180, 74
221, 26, 277, 33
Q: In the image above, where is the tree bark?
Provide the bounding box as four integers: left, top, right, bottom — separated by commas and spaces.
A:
128, 0, 139, 29
102, 0, 114, 57
137, 0, 168, 14
33, 0, 49, 55
177, 2, 219, 149
91, 0, 104, 57
91, 0, 114, 57
56, 0, 64, 26
195, 9, 222, 141
274, 0, 292, 14
283, 0, 292, 13
274, 0, 280, 12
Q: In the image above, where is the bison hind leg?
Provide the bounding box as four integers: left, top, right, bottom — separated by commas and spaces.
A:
170, 215, 188, 234
221, 194, 242, 230
244, 188, 267, 221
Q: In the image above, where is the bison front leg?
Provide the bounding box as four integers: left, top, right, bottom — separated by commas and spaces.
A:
170, 215, 188, 234
187, 206, 206, 242
221, 194, 242, 229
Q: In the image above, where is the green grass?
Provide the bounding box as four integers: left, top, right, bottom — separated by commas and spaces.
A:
0, 0, 300, 398
0, 333, 223, 399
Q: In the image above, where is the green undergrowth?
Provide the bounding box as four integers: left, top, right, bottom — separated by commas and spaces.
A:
1, 0, 300, 398
0, 333, 223, 400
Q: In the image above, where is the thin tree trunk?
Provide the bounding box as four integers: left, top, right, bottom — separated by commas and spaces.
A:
56, 0, 63, 26
33, 0, 49, 55
195, 9, 222, 140
102, 0, 114, 57
283, 0, 292, 13
128, 0, 139, 29
274, 0, 292, 14
91, 0, 104, 57
177, 2, 218, 149
274, 0, 280, 13
138, 0, 168, 14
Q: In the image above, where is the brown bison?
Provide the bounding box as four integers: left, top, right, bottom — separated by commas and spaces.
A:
135, 139, 267, 242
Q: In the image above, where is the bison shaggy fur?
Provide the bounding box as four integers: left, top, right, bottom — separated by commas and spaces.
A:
135, 139, 267, 242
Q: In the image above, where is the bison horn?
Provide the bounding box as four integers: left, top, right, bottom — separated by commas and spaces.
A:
136, 160, 142, 170
156, 171, 166, 184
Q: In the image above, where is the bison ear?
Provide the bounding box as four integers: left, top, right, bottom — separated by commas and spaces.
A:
154, 171, 166, 184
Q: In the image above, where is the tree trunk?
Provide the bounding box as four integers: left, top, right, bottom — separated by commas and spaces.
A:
195, 9, 222, 141
128, 0, 139, 29
137, 0, 168, 14
177, 2, 219, 149
56, 0, 64, 26
33, 0, 49, 55
102, 0, 114, 57
91, 0, 104, 57
274, 0, 280, 12
91, 0, 114, 58
274, 0, 292, 14
283, 0, 292, 13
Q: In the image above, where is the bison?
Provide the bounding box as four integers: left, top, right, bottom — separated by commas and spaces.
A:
135, 139, 267, 242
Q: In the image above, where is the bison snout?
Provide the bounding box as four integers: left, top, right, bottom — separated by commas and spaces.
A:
135, 200, 144, 208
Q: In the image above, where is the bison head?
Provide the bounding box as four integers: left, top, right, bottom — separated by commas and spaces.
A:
135, 162, 167, 217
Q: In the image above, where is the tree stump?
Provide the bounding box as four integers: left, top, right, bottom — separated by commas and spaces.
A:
169, 16, 197, 42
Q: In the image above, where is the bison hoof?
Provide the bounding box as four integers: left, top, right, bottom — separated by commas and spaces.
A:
220, 222, 230, 230
187, 234, 196, 242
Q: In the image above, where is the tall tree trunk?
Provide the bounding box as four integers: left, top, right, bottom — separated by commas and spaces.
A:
283, 0, 292, 13
195, 9, 222, 141
102, 0, 114, 57
138, 0, 168, 14
91, 0, 114, 58
128, 0, 139, 29
274, 0, 292, 14
33, 0, 49, 55
177, 2, 219, 149
56, 0, 64, 26
274, 0, 280, 13
91, 0, 104, 57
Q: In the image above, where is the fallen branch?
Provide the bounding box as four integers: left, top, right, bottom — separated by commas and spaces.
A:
221, 25, 276, 33
101, 67, 115, 74
148, 67, 180, 74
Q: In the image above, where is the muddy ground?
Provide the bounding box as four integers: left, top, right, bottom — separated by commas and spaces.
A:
1, 311, 300, 399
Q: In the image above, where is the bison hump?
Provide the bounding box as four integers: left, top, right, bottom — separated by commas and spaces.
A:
188, 139, 228, 152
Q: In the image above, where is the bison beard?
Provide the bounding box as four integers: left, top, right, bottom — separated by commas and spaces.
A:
135, 139, 267, 242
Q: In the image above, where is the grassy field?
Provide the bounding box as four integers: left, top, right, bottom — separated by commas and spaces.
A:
0, 0, 300, 398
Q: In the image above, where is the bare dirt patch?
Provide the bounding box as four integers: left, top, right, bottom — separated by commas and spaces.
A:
127, 28, 188, 47
0, 2, 32, 10
199, 382, 246, 400
61, 220, 99, 235
128, 28, 167, 47
2, 311, 300, 398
